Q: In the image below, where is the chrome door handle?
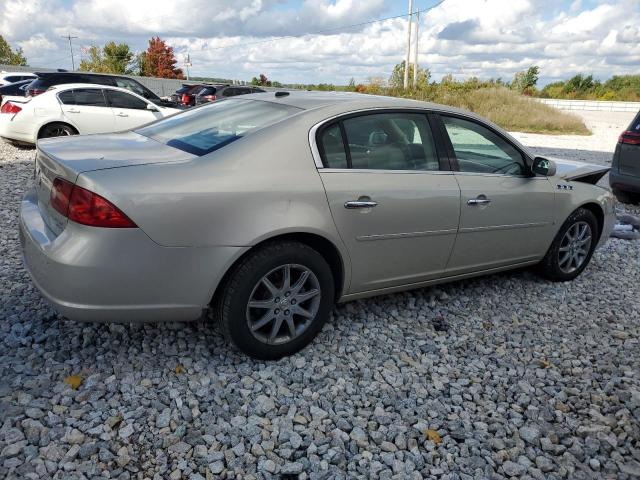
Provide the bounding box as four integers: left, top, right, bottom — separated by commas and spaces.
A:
66, 108, 80, 113
344, 200, 378, 209
467, 196, 491, 206
116, 112, 128, 117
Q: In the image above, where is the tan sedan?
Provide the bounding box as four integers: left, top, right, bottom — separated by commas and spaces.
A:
20, 91, 615, 358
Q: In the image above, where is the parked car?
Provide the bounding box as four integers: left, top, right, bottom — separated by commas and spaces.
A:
0, 71, 36, 86
0, 79, 32, 105
19, 91, 615, 359
26, 72, 178, 108
609, 110, 640, 204
195, 85, 265, 105
0, 83, 180, 145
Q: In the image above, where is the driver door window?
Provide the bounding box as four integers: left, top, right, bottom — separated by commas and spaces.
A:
442, 116, 526, 175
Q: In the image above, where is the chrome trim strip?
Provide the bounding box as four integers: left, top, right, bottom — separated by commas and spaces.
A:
356, 228, 457, 241
320, 168, 453, 175
459, 222, 549, 233
454, 171, 546, 179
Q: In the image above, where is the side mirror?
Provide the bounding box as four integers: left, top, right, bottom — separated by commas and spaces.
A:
532, 157, 556, 177
146, 103, 159, 112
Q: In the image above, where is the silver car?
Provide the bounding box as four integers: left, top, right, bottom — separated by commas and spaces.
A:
20, 91, 615, 359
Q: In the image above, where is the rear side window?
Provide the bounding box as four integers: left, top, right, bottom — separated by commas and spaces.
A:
58, 88, 107, 107
318, 124, 348, 168
105, 90, 148, 110
136, 98, 301, 156
114, 77, 156, 99
630, 112, 640, 132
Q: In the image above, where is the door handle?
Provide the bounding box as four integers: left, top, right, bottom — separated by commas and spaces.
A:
467, 195, 491, 206
66, 108, 80, 113
116, 112, 128, 117
344, 200, 378, 209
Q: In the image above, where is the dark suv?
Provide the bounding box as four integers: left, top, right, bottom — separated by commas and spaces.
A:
171, 84, 265, 107
609, 110, 640, 204
27, 72, 178, 108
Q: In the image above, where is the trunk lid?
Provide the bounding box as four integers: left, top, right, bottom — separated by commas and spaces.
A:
35, 131, 195, 235
551, 158, 610, 184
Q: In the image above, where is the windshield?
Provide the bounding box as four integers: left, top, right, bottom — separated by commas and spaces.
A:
136, 99, 302, 156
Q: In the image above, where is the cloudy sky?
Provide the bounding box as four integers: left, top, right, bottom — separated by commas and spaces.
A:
1, 0, 639, 85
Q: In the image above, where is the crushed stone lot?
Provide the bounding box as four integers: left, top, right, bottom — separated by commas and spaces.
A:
1, 115, 640, 480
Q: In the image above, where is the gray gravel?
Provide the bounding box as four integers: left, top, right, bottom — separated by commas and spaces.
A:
1, 139, 639, 480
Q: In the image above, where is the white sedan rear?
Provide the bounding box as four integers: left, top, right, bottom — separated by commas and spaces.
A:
0, 83, 180, 145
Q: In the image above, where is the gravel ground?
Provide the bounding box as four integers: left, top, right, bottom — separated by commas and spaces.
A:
1, 116, 639, 480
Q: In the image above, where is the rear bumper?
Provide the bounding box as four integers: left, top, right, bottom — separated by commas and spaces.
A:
0, 114, 35, 144
609, 169, 640, 193
20, 188, 246, 322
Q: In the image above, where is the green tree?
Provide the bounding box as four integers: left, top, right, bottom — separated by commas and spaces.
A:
0, 35, 27, 65
510, 65, 539, 94
388, 61, 430, 89
79, 42, 134, 74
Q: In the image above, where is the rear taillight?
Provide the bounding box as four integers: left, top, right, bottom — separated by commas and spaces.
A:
202, 95, 216, 102
28, 88, 45, 97
50, 177, 136, 228
0, 102, 21, 114
619, 130, 640, 145
181, 93, 190, 105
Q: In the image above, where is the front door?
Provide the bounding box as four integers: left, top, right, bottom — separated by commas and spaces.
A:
438, 114, 556, 274
316, 112, 461, 294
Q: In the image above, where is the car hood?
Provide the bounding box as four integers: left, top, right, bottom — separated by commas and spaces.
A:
37, 131, 195, 179
550, 158, 610, 184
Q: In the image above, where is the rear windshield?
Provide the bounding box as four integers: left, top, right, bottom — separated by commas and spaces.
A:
136, 99, 302, 156
630, 111, 640, 132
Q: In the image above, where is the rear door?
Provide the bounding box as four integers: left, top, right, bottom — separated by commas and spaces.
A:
58, 88, 115, 134
437, 114, 555, 274
105, 89, 161, 130
316, 111, 461, 294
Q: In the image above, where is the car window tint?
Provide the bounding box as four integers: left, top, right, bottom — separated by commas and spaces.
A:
442, 116, 526, 175
57, 90, 75, 105
341, 113, 440, 171
318, 124, 348, 168
74, 89, 107, 107
630, 112, 640, 132
105, 90, 148, 110
114, 78, 154, 99
136, 98, 301, 156
6, 76, 21, 83
222, 88, 237, 97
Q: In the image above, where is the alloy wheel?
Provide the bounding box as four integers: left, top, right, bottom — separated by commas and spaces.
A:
558, 221, 592, 274
246, 264, 321, 345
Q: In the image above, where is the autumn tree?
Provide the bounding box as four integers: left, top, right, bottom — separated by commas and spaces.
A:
140, 37, 183, 79
0, 35, 27, 66
251, 74, 272, 86
79, 42, 134, 74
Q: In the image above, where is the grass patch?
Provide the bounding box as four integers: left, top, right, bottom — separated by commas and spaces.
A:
387, 86, 590, 135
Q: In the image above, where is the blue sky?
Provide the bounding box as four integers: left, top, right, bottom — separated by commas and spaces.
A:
2, 0, 639, 85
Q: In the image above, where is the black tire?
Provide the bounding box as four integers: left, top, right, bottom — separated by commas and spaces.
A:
215, 241, 335, 360
38, 123, 77, 139
612, 188, 639, 205
537, 208, 598, 282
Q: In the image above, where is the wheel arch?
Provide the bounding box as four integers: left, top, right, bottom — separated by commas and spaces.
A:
37, 121, 79, 139
578, 202, 604, 242
210, 232, 348, 307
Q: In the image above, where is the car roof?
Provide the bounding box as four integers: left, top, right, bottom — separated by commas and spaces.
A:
1, 71, 35, 76
46, 83, 151, 98
243, 90, 478, 118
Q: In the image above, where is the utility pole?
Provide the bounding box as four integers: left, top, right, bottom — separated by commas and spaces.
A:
184, 53, 192, 81
61, 34, 78, 70
413, 11, 420, 87
403, 0, 413, 90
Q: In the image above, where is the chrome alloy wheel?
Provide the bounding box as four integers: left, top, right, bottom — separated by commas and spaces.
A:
246, 264, 321, 345
558, 221, 592, 274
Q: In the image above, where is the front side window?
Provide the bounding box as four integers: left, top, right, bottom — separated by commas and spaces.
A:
58, 88, 107, 107
136, 98, 302, 156
442, 116, 526, 175
114, 78, 155, 99
320, 113, 439, 171
105, 90, 148, 110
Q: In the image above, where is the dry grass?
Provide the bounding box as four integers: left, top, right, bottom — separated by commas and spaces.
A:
387, 86, 590, 135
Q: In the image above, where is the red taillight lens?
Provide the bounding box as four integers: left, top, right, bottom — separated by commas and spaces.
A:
619, 130, 640, 145
0, 102, 21, 114
50, 177, 136, 228
28, 88, 46, 97
203, 95, 216, 102
181, 93, 190, 105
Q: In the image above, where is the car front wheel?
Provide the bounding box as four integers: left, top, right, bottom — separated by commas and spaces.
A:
537, 207, 598, 281
215, 241, 335, 359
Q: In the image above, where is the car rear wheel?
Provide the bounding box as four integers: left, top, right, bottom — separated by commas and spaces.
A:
215, 241, 335, 359
38, 122, 77, 139
537, 208, 598, 281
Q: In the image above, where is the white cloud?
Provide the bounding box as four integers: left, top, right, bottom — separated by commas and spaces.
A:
1, 0, 639, 85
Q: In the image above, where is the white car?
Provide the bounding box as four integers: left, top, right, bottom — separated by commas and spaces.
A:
0, 71, 36, 86
0, 83, 180, 145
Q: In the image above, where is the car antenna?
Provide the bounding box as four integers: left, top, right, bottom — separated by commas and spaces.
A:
275, 91, 289, 97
